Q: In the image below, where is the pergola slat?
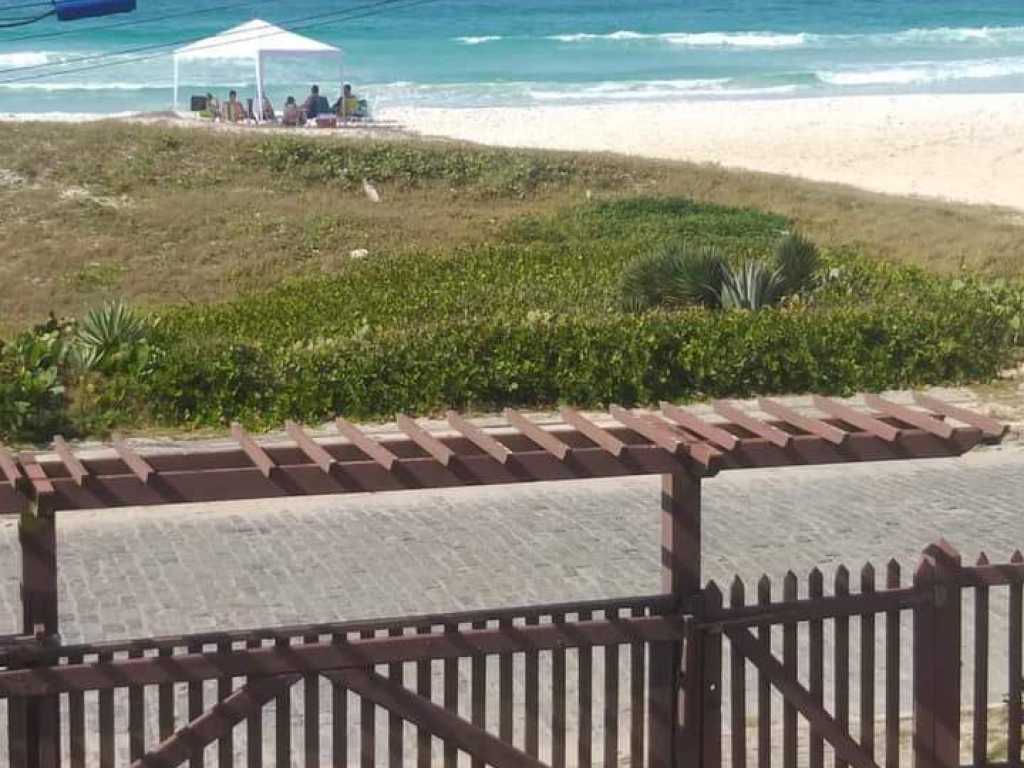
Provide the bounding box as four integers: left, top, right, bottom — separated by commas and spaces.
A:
912, 393, 1006, 439
713, 401, 791, 448
560, 408, 626, 457
53, 436, 88, 486
812, 396, 901, 443
0, 446, 23, 484
610, 406, 686, 455
660, 403, 739, 451
18, 453, 55, 499
504, 409, 572, 461
111, 436, 155, 484
285, 422, 336, 474
758, 399, 847, 446
448, 412, 511, 465
336, 416, 398, 471
398, 414, 456, 467
863, 395, 954, 439
230, 423, 277, 478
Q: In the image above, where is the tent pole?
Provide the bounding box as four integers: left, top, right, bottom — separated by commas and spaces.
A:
172, 56, 179, 112
254, 52, 264, 123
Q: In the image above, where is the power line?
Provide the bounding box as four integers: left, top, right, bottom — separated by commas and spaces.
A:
0, 0, 423, 81
1, 0, 280, 45
0, 1, 53, 10
0, 8, 53, 27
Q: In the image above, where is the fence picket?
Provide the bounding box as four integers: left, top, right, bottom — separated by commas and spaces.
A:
443, 623, 458, 768
730, 577, 747, 768
331, 632, 348, 768
630, 605, 646, 768
246, 637, 263, 768
835, 566, 850, 768
1009, 551, 1022, 768
553, 611, 567, 768
159, 646, 174, 743
757, 575, 771, 768
416, 625, 433, 768
604, 606, 620, 768
471, 619, 487, 768
306, 633, 321, 768
703, 583, 723, 768
360, 629, 375, 768
129, 647, 145, 761
579, 608, 594, 768
217, 640, 234, 767
885, 560, 901, 768
99, 650, 114, 768
525, 614, 540, 759
783, 572, 798, 768
389, 627, 404, 768
861, 563, 876, 762
499, 617, 514, 747
275, 637, 291, 768
808, 569, 824, 768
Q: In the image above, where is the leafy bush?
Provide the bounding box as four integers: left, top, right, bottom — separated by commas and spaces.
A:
71, 300, 152, 374
775, 232, 820, 294
0, 318, 70, 442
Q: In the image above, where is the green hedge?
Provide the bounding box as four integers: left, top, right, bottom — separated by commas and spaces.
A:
129, 300, 1011, 429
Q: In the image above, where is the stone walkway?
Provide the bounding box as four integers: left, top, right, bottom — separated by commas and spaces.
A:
2, 443, 1023, 765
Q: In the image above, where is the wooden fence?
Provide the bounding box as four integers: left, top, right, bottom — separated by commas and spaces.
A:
2, 541, 1023, 768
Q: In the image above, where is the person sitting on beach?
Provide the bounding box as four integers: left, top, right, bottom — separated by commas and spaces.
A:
282, 96, 305, 126
201, 92, 220, 120
332, 83, 363, 120
222, 90, 247, 123
301, 84, 330, 119
260, 93, 275, 122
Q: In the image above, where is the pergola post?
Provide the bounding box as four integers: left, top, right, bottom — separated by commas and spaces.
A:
649, 470, 702, 768
19, 492, 60, 768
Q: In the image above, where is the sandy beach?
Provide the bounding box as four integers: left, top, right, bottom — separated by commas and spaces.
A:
380, 92, 1024, 211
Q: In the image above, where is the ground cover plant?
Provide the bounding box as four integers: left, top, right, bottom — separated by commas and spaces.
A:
1, 122, 1023, 443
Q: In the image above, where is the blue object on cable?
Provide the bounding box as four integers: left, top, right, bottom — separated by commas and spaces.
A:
54, 0, 136, 21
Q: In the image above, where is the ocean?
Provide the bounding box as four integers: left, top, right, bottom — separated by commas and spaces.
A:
2, 0, 1024, 117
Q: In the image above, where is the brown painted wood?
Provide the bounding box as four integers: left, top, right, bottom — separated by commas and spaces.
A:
757, 576, 771, 768
246, 636, 264, 768
912, 559, 935, 768
388, 627, 404, 768
703, 583, 724, 768
885, 561, 901, 768
728, 627, 883, 768
927, 541, 963, 768
610, 406, 687, 455
159, 647, 175, 742
416, 626, 433, 768
443, 624, 458, 768
68, 652, 86, 768
217, 639, 234, 767
188, 641, 205, 768
360, 629, 376, 768
812, 397, 900, 442
131, 674, 300, 768
286, 422, 337, 473
660, 402, 739, 451
130, 647, 146, 761
53, 435, 89, 485
647, 640, 674, 768
449, 412, 513, 464
17, 452, 55, 499
525, 615, 540, 759
304, 634, 321, 768
331, 632, 348, 768
560, 408, 626, 457
758, 399, 847, 445
912, 393, 1006, 438
275, 637, 291, 768
579, 608, 594, 768
230, 423, 276, 478
603, 607, 620, 768
99, 650, 114, 768
329, 667, 549, 768
505, 409, 572, 460
861, 564, 877, 762
112, 435, 155, 483
1009, 551, 1022, 768
630, 605, 646, 768
0, 444, 23, 483
472, 620, 488, 768
398, 414, 456, 466
808, 569, 824, 768
8, 694, 27, 768
783, 572, 798, 768
862, 395, 953, 439
730, 578, 747, 768
553, 612, 568, 768
836, 566, 851, 768
499, 617, 514, 745
713, 401, 791, 448
336, 416, 399, 470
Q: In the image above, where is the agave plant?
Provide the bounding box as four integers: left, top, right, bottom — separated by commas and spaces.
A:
774, 232, 820, 294
71, 300, 150, 373
619, 243, 725, 311
718, 261, 786, 311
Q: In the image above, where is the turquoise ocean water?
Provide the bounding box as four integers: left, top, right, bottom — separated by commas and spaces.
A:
2, 0, 1024, 116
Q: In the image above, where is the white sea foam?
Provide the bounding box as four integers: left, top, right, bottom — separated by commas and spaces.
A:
529, 79, 802, 101
547, 30, 806, 47
818, 56, 1024, 86
453, 35, 503, 45
0, 51, 63, 68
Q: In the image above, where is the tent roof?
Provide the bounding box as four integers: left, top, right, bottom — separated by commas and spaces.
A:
174, 19, 341, 61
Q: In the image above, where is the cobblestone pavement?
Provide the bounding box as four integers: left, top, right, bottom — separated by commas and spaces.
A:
2, 444, 1023, 765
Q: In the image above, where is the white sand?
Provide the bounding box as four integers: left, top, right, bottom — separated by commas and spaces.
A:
379, 92, 1024, 211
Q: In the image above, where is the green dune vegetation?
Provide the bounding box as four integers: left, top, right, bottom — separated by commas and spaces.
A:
1, 121, 1023, 442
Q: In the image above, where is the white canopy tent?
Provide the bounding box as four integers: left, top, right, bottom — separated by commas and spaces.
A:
173, 19, 343, 121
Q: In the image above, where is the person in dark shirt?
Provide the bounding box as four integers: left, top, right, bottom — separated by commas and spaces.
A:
301, 84, 330, 119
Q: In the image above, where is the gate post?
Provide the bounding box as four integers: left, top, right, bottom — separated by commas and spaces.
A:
913, 540, 961, 768
19, 492, 61, 768
650, 471, 702, 768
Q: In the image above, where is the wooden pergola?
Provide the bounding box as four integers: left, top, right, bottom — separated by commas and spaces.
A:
0, 392, 1006, 767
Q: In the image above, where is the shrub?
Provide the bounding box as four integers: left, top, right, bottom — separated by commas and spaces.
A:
618, 243, 724, 311
775, 232, 820, 294
0, 319, 70, 443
